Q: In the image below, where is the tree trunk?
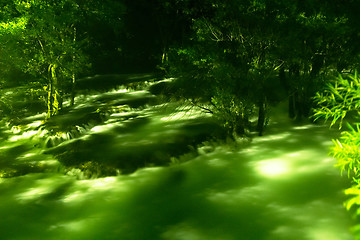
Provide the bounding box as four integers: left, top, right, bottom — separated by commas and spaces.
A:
46, 64, 61, 119
295, 92, 303, 122
257, 102, 265, 136
70, 72, 76, 106
279, 67, 289, 91
70, 26, 77, 106
233, 123, 245, 139
46, 76, 53, 119
289, 94, 295, 119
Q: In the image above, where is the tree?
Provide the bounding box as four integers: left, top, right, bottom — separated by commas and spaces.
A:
163, 0, 360, 136
164, 0, 285, 136
0, 0, 125, 119
0, 0, 85, 118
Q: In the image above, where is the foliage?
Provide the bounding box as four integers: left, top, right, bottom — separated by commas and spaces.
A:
1, 1, 83, 118
332, 123, 360, 177
313, 71, 360, 236
0, 0, 125, 120
162, 0, 282, 135
344, 181, 360, 239
211, 91, 255, 137
313, 72, 360, 129
161, 0, 360, 137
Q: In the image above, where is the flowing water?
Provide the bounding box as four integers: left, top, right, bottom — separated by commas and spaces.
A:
0, 75, 355, 240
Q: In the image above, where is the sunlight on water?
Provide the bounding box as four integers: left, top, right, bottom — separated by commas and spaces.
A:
72, 102, 90, 109
161, 109, 209, 121
152, 77, 175, 83
162, 223, 216, 240
267, 200, 353, 240
110, 112, 134, 118
307, 227, 347, 240
62, 177, 124, 203
17, 153, 38, 160
207, 158, 229, 167
271, 225, 300, 239
252, 150, 338, 179
90, 123, 118, 133
11, 125, 21, 133
9, 130, 39, 142
253, 132, 291, 143
86, 177, 117, 189
292, 124, 323, 130
62, 190, 85, 203
127, 90, 148, 96
0, 145, 13, 150
206, 182, 276, 206
50, 219, 89, 232
16, 187, 51, 202
23, 120, 43, 130
255, 159, 290, 177
109, 88, 129, 94
130, 166, 162, 178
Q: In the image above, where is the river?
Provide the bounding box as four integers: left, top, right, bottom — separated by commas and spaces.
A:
0, 74, 354, 239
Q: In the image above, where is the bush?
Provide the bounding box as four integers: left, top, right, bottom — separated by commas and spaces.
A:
313, 72, 360, 129
211, 91, 254, 137
313, 71, 360, 237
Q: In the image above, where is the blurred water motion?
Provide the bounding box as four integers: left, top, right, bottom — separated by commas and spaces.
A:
0, 76, 354, 240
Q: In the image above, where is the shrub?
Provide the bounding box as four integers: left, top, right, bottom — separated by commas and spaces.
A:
313, 71, 360, 237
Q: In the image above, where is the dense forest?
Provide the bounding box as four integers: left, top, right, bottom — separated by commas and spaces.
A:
2, 0, 360, 239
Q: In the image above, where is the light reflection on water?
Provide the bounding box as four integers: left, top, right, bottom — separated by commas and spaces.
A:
254, 159, 290, 177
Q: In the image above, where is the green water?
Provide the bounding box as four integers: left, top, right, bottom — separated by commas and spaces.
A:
0, 77, 355, 240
